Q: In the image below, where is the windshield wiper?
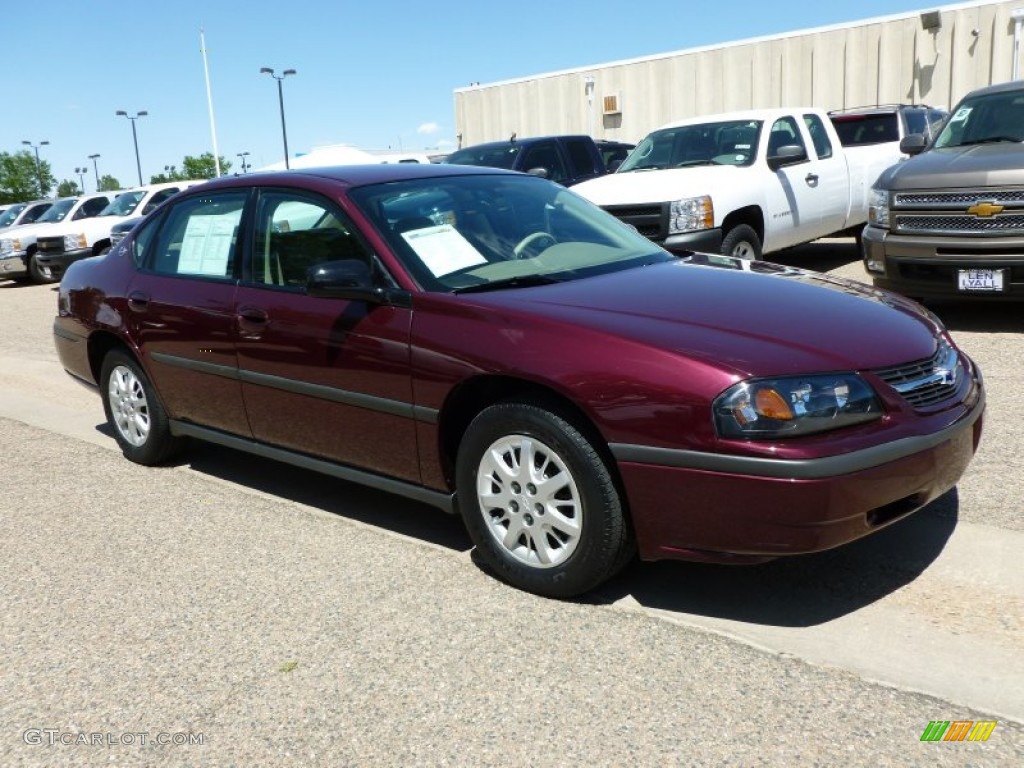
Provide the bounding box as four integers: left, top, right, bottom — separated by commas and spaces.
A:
959, 136, 1021, 146
453, 274, 564, 294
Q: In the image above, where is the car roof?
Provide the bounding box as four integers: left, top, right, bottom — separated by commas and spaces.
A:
195, 163, 521, 192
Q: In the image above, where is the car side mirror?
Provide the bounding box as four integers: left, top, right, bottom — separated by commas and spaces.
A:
306, 259, 388, 303
526, 167, 549, 179
767, 144, 808, 170
899, 133, 928, 156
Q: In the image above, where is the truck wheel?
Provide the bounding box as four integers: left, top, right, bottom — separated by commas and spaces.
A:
721, 225, 762, 260
28, 255, 58, 284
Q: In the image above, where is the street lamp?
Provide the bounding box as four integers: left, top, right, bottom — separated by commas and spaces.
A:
236, 151, 251, 173
88, 154, 101, 191
260, 67, 297, 169
21, 140, 50, 198
74, 167, 88, 193
115, 110, 148, 185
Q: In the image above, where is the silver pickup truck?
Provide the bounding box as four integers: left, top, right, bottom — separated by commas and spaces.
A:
863, 81, 1024, 300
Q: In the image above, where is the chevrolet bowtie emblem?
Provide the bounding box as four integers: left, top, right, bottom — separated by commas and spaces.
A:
966, 201, 1004, 217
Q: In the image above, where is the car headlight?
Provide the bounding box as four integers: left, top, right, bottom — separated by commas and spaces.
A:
713, 374, 882, 439
63, 233, 88, 250
0, 238, 15, 254
868, 188, 890, 229
668, 195, 713, 235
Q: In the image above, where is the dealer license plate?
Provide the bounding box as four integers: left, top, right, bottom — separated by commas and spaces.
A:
957, 268, 1006, 292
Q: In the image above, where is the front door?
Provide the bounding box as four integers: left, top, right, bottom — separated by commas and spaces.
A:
233, 188, 419, 482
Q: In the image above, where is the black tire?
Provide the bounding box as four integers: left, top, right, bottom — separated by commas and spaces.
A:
721, 224, 762, 260
456, 401, 633, 598
27, 254, 58, 284
100, 349, 185, 465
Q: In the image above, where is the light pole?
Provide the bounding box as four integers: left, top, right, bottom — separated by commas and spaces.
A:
260, 67, 296, 169
236, 151, 250, 173
21, 140, 50, 198
75, 167, 88, 193
116, 110, 148, 186
88, 154, 101, 191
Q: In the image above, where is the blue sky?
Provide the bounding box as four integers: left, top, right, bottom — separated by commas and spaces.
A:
4, 0, 952, 190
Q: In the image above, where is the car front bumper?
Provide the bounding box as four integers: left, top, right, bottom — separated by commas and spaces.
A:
0, 253, 27, 279
613, 384, 984, 563
863, 226, 1024, 300
35, 248, 93, 277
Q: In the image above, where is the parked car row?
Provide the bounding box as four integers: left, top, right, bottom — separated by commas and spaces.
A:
0, 180, 203, 283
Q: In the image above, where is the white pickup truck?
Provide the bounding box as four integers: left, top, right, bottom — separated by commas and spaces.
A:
573, 107, 898, 259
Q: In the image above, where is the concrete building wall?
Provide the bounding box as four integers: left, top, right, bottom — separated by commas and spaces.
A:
453, 0, 1022, 146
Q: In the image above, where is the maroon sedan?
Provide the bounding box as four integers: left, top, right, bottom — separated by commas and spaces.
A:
54, 165, 984, 597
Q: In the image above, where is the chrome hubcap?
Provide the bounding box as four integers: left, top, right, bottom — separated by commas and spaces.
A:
476, 434, 582, 568
108, 365, 150, 447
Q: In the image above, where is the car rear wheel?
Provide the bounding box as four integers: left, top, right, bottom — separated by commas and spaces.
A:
721, 224, 762, 260
100, 350, 184, 465
456, 401, 632, 598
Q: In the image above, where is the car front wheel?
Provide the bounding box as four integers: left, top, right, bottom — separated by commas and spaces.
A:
100, 350, 184, 465
456, 401, 632, 598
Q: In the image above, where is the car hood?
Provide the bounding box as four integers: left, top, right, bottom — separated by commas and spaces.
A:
573, 166, 740, 205
465, 257, 940, 377
0, 221, 62, 241
879, 143, 1024, 189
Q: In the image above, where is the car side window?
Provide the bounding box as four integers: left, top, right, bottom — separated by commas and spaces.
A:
131, 210, 165, 267
520, 142, 569, 184
145, 192, 246, 279
802, 114, 834, 159
251, 191, 373, 289
142, 188, 179, 215
564, 139, 597, 177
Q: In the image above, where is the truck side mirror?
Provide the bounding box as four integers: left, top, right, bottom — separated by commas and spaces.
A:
526, 167, 549, 179
767, 144, 807, 170
899, 133, 928, 156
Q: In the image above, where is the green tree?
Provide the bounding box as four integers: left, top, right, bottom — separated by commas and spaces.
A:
0, 151, 56, 202
97, 175, 122, 192
57, 179, 81, 197
180, 153, 231, 180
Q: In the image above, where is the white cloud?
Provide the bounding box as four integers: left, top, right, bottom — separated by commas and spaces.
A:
417, 122, 441, 135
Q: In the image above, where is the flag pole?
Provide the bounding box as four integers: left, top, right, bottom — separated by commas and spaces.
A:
200, 28, 222, 177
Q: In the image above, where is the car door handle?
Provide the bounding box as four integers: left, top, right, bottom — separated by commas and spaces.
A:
805, 173, 819, 187
236, 306, 269, 338
127, 291, 150, 311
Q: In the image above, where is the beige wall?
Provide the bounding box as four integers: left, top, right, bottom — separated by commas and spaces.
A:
453, 0, 1021, 146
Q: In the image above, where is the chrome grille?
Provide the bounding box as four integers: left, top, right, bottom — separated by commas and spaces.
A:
601, 203, 667, 240
894, 214, 1024, 234
36, 236, 65, 254
895, 189, 1024, 206
872, 340, 962, 408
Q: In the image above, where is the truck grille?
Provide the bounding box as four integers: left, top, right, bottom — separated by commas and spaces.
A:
872, 339, 962, 409
36, 236, 65, 254
600, 203, 667, 240
892, 188, 1024, 236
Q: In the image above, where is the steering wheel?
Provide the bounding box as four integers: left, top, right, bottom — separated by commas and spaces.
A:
513, 231, 557, 258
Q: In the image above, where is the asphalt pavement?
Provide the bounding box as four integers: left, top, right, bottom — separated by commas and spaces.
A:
1, 241, 1021, 766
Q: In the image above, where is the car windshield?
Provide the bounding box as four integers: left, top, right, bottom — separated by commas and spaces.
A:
618, 120, 762, 171
36, 199, 77, 223
99, 191, 145, 216
444, 144, 521, 170
0, 204, 27, 228
349, 173, 671, 292
934, 90, 1024, 148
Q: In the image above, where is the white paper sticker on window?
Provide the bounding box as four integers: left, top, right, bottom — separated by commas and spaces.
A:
950, 106, 972, 123
178, 211, 240, 276
401, 224, 487, 277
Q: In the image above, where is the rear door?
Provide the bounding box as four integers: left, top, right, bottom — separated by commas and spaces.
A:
232, 187, 419, 481
126, 190, 250, 436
